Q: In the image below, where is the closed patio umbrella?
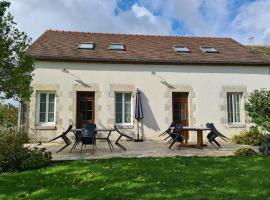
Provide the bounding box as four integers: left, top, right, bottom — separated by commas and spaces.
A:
135, 89, 144, 142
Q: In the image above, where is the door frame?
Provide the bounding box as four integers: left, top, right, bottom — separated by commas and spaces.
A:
76, 91, 95, 128
172, 92, 189, 142
172, 92, 189, 125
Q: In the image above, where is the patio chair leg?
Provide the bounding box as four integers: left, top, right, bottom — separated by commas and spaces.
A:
213, 139, 221, 148
164, 135, 171, 141
116, 142, 127, 151
167, 138, 173, 144
107, 139, 113, 152
92, 144, 95, 154
210, 141, 220, 150
109, 140, 114, 149
69, 142, 77, 153
159, 131, 167, 137
178, 142, 182, 150
56, 143, 70, 153
48, 135, 62, 143
80, 143, 83, 153
75, 142, 78, 150
169, 136, 179, 149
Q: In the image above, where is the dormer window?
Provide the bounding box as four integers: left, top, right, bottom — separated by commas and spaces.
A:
200, 46, 219, 53
173, 46, 190, 53
109, 43, 125, 51
78, 42, 95, 50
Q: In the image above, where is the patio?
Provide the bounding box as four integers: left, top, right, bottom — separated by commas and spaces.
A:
27, 140, 258, 161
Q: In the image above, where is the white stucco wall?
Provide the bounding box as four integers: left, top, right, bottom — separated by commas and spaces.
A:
27, 61, 270, 142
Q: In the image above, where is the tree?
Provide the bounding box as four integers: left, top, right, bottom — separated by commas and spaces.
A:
0, 1, 34, 102
245, 89, 270, 132
0, 102, 17, 128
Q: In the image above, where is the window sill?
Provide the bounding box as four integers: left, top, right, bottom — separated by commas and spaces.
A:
35, 125, 57, 130
115, 124, 134, 129
226, 124, 246, 128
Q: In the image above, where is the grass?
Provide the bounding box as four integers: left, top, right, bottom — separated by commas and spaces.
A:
0, 156, 270, 200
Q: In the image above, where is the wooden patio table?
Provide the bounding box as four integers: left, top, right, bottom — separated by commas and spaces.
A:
171, 126, 211, 149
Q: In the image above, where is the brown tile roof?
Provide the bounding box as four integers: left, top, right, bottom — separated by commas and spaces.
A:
246, 45, 270, 61
27, 30, 270, 66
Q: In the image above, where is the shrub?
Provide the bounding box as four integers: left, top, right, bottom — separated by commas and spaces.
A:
234, 148, 258, 156
20, 132, 29, 143
20, 147, 52, 171
0, 132, 51, 172
231, 127, 264, 146
245, 89, 270, 132
259, 134, 270, 156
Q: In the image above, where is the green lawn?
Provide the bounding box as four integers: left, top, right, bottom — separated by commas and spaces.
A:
0, 156, 270, 200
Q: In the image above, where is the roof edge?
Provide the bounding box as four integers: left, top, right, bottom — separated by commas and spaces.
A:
43, 29, 234, 40
32, 56, 270, 66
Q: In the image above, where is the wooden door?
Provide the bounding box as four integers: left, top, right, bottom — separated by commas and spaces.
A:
172, 92, 189, 142
76, 91, 95, 128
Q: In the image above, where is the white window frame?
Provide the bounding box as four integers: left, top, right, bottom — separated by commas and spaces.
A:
173, 46, 190, 53
109, 43, 125, 51
114, 92, 133, 126
36, 91, 56, 126
227, 92, 243, 125
78, 42, 95, 49
200, 46, 219, 53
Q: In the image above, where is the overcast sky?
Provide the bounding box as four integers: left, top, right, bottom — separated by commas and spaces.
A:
7, 0, 270, 45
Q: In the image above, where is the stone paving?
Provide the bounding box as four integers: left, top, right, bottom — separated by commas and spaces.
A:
26, 140, 258, 161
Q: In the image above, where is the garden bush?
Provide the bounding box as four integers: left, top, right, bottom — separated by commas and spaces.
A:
245, 89, 270, 132
231, 127, 264, 146
259, 134, 270, 156
19, 147, 52, 171
234, 148, 258, 156
0, 131, 51, 172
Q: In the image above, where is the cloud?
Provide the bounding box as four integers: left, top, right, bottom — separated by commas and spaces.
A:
140, 0, 231, 36
141, 0, 270, 44
231, 0, 270, 44
8, 0, 171, 40
7, 0, 270, 44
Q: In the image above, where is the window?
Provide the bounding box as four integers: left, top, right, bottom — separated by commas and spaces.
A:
227, 93, 242, 124
115, 93, 132, 124
173, 46, 190, 53
109, 43, 125, 51
37, 92, 56, 125
78, 42, 95, 49
200, 46, 219, 53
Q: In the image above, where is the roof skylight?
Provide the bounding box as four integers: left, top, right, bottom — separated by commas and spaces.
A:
109, 43, 125, 51
78, 42, 95, 49
200, 46, 219, 53
174, 46, 190, 53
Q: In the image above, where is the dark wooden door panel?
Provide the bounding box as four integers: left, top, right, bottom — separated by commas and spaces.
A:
76, 91, 95, 128
172, 92, 189, 142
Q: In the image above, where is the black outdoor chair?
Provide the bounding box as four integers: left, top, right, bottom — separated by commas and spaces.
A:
96, 131, 114, 152
168, 124, 184, 149
206, 123, 230, 149
48, 125, 73, 153
80, 123, 97, 153
114, 125, 134, 151
159, 122, 176, 137
69, 129, 82, 153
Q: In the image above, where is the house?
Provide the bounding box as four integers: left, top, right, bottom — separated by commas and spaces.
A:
20, 30, 270, 142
